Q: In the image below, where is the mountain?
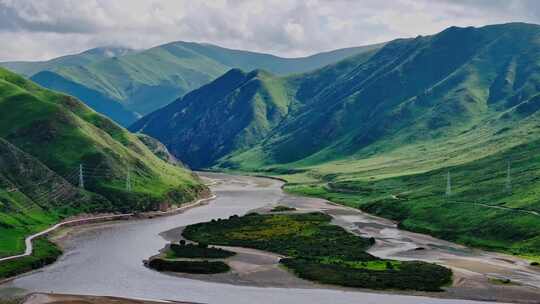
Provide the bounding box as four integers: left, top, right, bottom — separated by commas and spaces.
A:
30, 71, 138, 126
0, 67, 205, 258
0, 47, 134, 77
136, 134, 184, 167
131, 69, 297, 168
1, 42, 382, 126
132, 23, 540, 256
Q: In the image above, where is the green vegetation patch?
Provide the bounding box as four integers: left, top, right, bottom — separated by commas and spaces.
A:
183, 212, 452, 291
489, 277, 519, 286
166, 243, 235, 259
184, 213, 374, 260
282, 259, 452, 291
284, 140, 540, 256
270, 205, 297, 212
0, 237, 61, 279
147, 258, 230, 274
0, 299, 22, 304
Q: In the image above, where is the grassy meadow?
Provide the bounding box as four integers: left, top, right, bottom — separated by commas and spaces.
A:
281, 138, 540, 257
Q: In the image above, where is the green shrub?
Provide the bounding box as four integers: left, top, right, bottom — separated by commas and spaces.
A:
0, 298, 22, 304
281, 258, 452, 291
270, 205, 297, 212
148, 258, 230, 274
183, 212, 374, 260
168, 243, 235, 259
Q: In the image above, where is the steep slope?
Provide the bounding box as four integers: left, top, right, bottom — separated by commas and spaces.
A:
0, 67, 205, 257
3, 42, 382, 126
31, 71, 138, 126
131, 69, 295, 168
134, 22, 540, 255
247, 22, 540, 255
0, 137, 96, 257
136, 134, 183, 167
222, 23, 540, 168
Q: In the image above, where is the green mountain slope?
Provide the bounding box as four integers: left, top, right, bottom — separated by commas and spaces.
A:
0, 67, 206, 257
31, 71, 138, 126
0, 137, 95, 257
3, 42, 382, 126
133, 22, 540, 256
131, 69, 295, 168
221, 23, 540, 168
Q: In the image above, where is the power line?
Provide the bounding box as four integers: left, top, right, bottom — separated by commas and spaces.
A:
445, 170, 452, 197
78, 164, 84, 189
505, 160, 512, 194
126, 166, 132, 192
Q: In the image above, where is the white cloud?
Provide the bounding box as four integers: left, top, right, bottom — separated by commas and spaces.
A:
0, 0, 539, 61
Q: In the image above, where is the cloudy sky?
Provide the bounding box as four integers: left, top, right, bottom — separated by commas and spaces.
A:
1, 0, 540, 61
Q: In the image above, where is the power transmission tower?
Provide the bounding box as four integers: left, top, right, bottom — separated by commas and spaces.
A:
126, 166, 132, 192
505, 160, 512, 194
78, 164, 84, 189
445, 171, 452, 197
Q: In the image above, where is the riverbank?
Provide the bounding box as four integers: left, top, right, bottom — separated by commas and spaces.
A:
0, 192, 216, 283
1, 173, 537, 304
152, 174, 540, 303
17, 293, 194, 304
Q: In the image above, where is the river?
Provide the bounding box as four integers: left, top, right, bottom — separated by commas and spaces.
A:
1, 173, 538, 303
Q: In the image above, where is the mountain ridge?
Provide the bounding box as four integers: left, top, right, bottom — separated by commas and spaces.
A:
1, 42, 383, 126
132, 22, 540, 255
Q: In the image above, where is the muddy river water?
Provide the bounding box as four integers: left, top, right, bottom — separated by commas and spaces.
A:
1, 173, 539, 303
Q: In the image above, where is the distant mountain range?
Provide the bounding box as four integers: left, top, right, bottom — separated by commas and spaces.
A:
0, 42, 382, 126
133, 23, 540, 171
131, 23, 540, 255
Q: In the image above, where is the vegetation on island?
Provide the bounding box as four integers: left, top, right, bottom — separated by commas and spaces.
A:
166, 242, 235, 259
270, 205, 296, 212
148, 258, 230, 274
182, 212, 452, 291
147, 241, 234, 274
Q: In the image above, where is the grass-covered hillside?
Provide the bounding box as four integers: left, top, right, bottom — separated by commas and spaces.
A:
135, 23, 540, 257
2, 42, 381, 126
131, 69, 296, 168
0, 138, 94, 258
0, 67, 206, 258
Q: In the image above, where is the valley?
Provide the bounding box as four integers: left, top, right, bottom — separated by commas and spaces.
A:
1, 173, 539, 303
131, 23, 540, 260
1, 8, 540, 303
